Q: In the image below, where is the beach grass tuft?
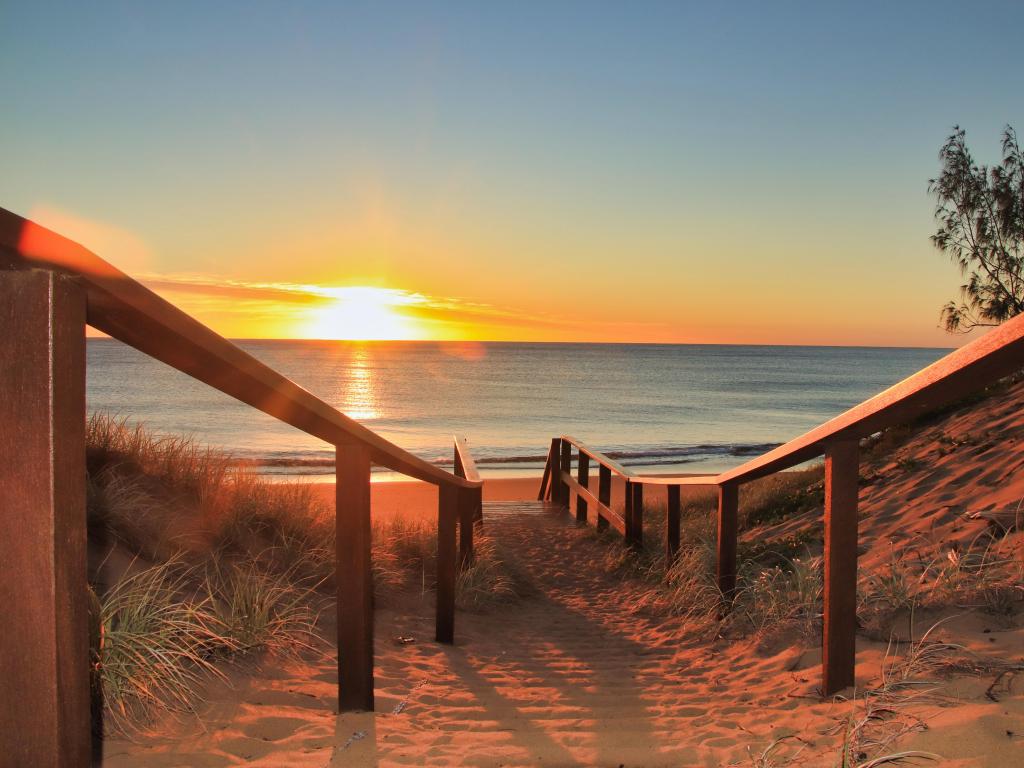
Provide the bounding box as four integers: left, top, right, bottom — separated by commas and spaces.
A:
86, 413, 526, 729
95, 559, 236, 729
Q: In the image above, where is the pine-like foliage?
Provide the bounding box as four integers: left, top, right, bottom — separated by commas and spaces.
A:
930, 125, 1024, 332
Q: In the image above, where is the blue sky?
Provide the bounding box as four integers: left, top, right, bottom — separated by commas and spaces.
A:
3, 2, 1023, 344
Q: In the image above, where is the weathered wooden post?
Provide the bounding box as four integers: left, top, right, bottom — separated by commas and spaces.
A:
717, 482, 739, 600
453, 444, 475, 568
823, 439, 859, 695
631, 482, 645, 550
558, 439, 572, 508
539, 437, 558, 501
457, 486, 477, 569
624, 478, 634, 544
576, 451, 590, 524
597, 465, 611, 532
436, 484, 458, 643
666, 484, 681, 568
336, 443, 374, 712
0, 270, 91, 766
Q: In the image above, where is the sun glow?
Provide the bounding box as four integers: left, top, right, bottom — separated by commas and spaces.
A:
301, 286, 425, 340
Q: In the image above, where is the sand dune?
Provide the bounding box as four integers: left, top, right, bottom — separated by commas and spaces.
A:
101, 381, 1024, 767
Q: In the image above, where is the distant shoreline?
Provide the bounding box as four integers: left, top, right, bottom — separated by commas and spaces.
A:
85, 335, 957, 351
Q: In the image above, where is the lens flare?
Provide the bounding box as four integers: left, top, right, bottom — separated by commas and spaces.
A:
300, 287, 425, 340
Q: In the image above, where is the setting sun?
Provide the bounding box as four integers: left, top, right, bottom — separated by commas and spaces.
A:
300, 286, 425, 340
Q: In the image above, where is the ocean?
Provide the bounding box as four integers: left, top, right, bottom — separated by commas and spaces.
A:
86, 340, 949, 481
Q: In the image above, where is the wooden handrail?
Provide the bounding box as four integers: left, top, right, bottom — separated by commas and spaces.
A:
559, 435, 717, 486
453, 435, 482, 483
0, 205, 484, 752
683, 314, 1024, 487
545, 314, 1024, 698
561, 435, 634, 478
559, 309, 1024, 492
0, 206, 480, 491
452, 436, 483, 570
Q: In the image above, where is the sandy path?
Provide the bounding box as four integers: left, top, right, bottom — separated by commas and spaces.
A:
102, 502, 846, 767
102, 490, 1024, 767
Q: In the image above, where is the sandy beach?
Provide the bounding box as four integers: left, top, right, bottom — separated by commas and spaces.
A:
100, 378, 1024, 767
313, 474, 716, 523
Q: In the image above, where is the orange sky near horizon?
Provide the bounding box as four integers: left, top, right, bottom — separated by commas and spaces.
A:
41, 202, 966, 349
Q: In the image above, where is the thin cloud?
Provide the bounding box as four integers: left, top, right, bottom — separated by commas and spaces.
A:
137, 272, 670, 337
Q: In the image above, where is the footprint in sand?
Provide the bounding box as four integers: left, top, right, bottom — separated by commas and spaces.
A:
241, 715, 308, 742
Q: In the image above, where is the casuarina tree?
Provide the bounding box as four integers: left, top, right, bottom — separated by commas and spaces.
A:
930, 125, 1024, 332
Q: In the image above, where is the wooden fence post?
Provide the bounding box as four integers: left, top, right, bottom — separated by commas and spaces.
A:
597, 465, 611, 532
558, 439, 572, 508
717, 482, 739, 600
540, 437, 559, 501
0, 270, 90, 766
666, 484, 681, 568
576, 452, 590, 523
336, 443, 374, 712
631, 483, 645, 550
823, 439, 859, 695
624, 479, 634, 544
458, 486, 478, 570
436, 484, 458, 643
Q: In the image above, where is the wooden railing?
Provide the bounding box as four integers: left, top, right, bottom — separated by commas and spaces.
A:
0, 206, 483, 765
543, 311, 1024, 697
539, 436, 716, 565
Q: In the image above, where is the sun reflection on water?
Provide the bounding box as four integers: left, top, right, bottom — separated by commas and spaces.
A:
340, 345, 379, 421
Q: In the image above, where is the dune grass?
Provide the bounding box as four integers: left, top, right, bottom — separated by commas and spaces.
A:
94, 560, 234, 729
86, 413, 521, 730
598, 435, 1023, 653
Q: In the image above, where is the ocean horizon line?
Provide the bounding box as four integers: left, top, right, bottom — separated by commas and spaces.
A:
86, 336, 958, 352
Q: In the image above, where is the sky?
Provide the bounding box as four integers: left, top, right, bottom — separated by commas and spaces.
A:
3, 1, 1023, 346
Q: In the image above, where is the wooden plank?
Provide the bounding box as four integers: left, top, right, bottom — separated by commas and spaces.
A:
336, 444, 374, 712
458, 486, 478, 570
624, 480, 635, 547
597, 465, 612, 532
436, 485, 458, 644
717, 483, 739, 600
576, 452, 590, 523
0, 206, 480, 491
561, 472, 625, 533
0, 270, 90, 765
666, 485, 681, 567
632, 474, 719, 486
453, 435, 482, 483
538, 438, 557, 500
562, 434, 632, 478
823, 440, 859, 695
454, 436, 482, 550
540, 438, 557, 505
558, 439, 572, 508
631, 483, 644, 550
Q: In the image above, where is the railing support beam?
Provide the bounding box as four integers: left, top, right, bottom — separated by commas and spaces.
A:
576, 452, 590, 523
597, 465, 611, 532
716, 483, 739, 600
624, 481, 644, 550
458, 486, 479, 570
823, 439, 859, 695
623, 479, 634, 544
539, 437, 559, 501
336, 443, 374, 712
631, 483, 644, 550
0, 270, 90, 765
436, 485, 458, 643
558, 439, 572, 508
666, 484, 681, 568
